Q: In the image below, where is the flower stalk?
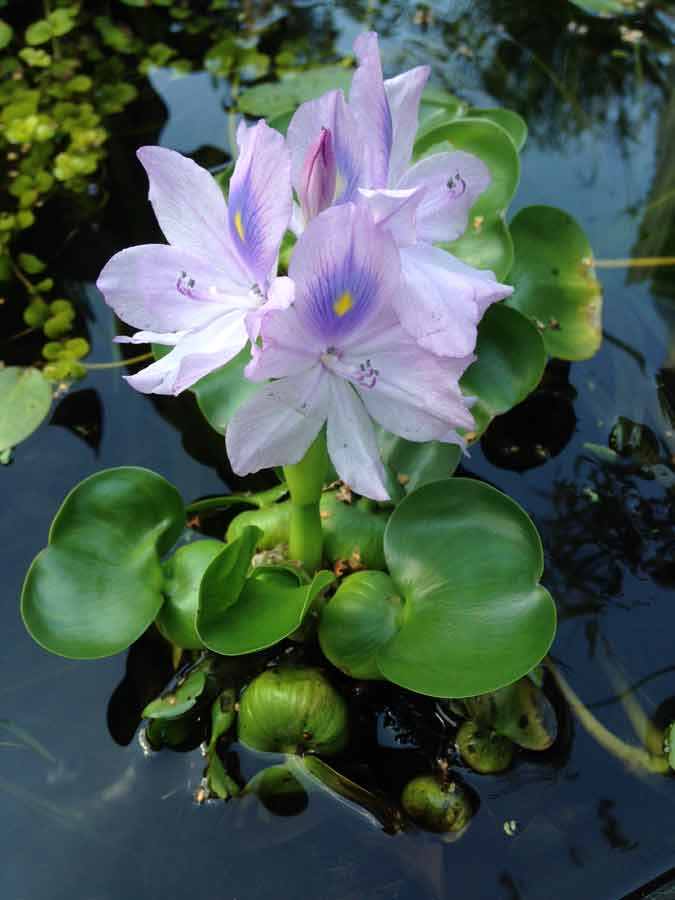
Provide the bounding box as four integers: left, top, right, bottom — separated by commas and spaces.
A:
283, 431, 329, 572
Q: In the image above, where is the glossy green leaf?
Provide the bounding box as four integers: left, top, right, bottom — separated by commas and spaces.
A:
419, 86, 465, 122
226, 491, 390, 570
507, 205, 603, 361
192, 347, 261, 434
414, 118, 520, 279
237, 65, 352, 117
0, 19, 13, 50
445, 215, 514, 282
321, 494, 389, 570
414, 117, 520, 215
460, 304, 547, 439
22, 468, 185, 659
380, 479, 556, 698
208, 688, 237, 753
469, 107, 528, 152
142, 670, 207, 720
197, 530, 334, 654
378, 431, 461, 497
319, 571, 402, 679
0, 367, 52, 453
156, 540, 224, 649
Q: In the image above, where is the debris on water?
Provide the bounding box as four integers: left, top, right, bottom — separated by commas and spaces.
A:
504, 819, 518, 837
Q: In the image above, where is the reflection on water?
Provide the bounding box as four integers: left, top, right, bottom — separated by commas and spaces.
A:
2, 1, 675, 899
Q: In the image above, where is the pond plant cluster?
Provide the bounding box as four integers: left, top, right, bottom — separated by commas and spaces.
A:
10, 11, 675, 839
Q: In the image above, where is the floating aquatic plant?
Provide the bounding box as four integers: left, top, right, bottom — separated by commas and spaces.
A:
20, 29, 620, 834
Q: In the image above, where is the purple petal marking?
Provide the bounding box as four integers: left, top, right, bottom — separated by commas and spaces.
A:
384, 64, 430, 186
228, 120, 292, 287
287, 90, 364, 206
350, 32, 393, 189
226, 366, 329, 476
288, 203, 400, 346
136, 146, 245, 278
397, 243, 512, 358
397, 151, 491, 242
298, 127, 337, 222
326, 376, 390, 501
96, 244, 250, 333
357, 186, 425, 248
124, 310, 249, 396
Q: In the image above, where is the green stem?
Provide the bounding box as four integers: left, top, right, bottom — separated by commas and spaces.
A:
84, 352, 153, 370
283, 432, 328, 573
546, 659, 669, 775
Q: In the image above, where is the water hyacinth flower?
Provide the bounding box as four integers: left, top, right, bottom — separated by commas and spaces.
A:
226, 204, 475, 501
286, 31, 513, 359
96, 121, 292, 394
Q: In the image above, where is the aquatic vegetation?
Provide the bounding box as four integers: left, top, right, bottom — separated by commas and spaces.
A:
29, 25, 675, 837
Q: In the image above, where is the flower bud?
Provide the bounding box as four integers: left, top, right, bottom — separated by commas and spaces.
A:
237, 666, 348, 755
298, 127, 336, 221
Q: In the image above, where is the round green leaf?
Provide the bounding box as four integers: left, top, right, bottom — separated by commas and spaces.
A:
0, 19, 13, 49
157, 540, 224, 649
25, 20, 52, 45
468, 108, 528, 152
0, 367, 52, 453
414, 117, 521, 215
460, 304, 547, 439
445, 215, 514, 281
380, 479, 556, 698
142, 670, 207, 720
419, 87, 464, 122
378, 430, 461, 499
22, 468, 185, 659
507, 205, 603, 361
319, 571, 403, 679
238, 66, 352, 117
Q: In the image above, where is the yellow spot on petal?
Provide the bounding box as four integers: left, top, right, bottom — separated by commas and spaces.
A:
234, 210, 245, 241
333, 291, 353, 317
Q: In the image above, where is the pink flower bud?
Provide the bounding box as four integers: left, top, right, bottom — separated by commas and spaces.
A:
298, 127, 336, 221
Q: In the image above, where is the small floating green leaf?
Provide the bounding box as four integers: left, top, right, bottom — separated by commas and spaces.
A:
507, 205, 603, 361
238, 65, 353, 117
142, 670, 207, 720
469, 107, 528, 152
0, 367, 52, 454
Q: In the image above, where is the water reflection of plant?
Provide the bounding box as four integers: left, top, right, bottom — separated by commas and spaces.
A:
542, 432, 675, 624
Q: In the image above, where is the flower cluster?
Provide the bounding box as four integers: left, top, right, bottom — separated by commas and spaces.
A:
97, 32, 512, 500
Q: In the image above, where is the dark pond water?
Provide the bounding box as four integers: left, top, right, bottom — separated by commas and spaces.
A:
2, 2, 675, 898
